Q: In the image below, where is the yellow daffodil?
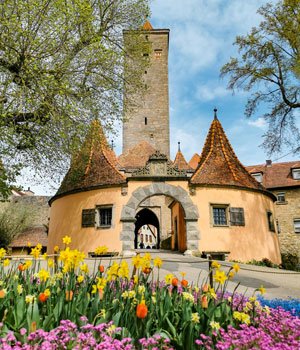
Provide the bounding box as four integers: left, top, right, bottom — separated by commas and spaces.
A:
0, 248, 6, 259
62, 236, 71, 245
133, 275, 139, 284
94, 246, 108, 255
132, 255, 143, 268
80, 263, 89, 274
258, 285, 266, 295
17, 284, 23, 294
77, 275, 84, 283
54, 245, 59, 253
3, 259, 10, 267
27, 242, 31, 247
210, 321, 221, 330
213, 269, 228, 284
23, 261, 32, 270
48, 259, 54, 268
208, 287, 217, 299
118, 261, 129, 279
38, 269, 50, 282
42, 253, 48, 260
138, 285, 145, 294
233, 311, 250, 325
228, 271, 235, 279
233, 263, 240, 273
44, 289, 51, 297
191, 313, 200, 323
165, 273, 174, 284
153, 257, 163, 268
25, 295, 35, 304
211, 261, 221, 269
30, 247, 41, 259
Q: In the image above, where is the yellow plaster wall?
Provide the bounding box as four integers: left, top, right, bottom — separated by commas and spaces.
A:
48, 181, 189, 255
48, 187, 125, 254
49, 181, 281, 264
193, 187, 281, 264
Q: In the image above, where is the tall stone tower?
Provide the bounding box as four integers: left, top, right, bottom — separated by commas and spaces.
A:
122, 21, 170, 157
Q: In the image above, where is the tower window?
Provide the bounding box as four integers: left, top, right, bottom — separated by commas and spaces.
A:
96, 205, 113, 228
145, 70, 147, 74
154, 49, 162, 59
143, 53, 149, 57
145, 117, 147, 125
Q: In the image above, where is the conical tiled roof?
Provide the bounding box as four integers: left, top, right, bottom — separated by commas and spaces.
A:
174, 150, 193, 171
142, 20, 153, 30
189, 153, 201, 170
55, 120, 126, 196
191, 117, 264, 190
118, 141, 156, 169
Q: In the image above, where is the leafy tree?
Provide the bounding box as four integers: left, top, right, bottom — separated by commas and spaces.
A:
221, 0, 300, 154
0, 202, 35, 248
0, 0, 150, 195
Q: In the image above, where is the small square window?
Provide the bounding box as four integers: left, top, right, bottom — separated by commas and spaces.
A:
276, 219, 281, 234
154, 49, 162, 59
97, 206, 113, 228
212, 205, 228, 226
267, 211, 275, 232
251, 172, 263, 183
294, 219, 300, 233
292, 168, 300, 180
277, 192, 286, 203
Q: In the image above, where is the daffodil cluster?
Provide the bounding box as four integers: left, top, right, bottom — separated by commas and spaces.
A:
59, 247, 85, 273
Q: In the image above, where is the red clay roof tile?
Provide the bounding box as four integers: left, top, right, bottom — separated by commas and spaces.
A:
56, 120, 126, 196
191, 117, 264, 190
118, 141, 157, 169
246, 161, 300, 189
189, 153, 201, 169
174, 150, 193, 171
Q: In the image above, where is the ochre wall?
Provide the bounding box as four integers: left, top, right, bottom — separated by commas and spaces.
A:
48, 180, 188, 255
49, 181, 281, 264
193, 187, 281, 264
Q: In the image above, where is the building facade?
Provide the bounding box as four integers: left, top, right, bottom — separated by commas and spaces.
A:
247, 162, 300, 260
48, 22, 282, 263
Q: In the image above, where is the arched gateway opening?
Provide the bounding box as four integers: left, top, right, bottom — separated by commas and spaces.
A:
134, 208, 160, 249
120, 183, 200, 256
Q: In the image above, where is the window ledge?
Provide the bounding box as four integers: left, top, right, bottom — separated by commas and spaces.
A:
276, 201, 288, 205
213, 224, 229, 228
97, 225, 112, 229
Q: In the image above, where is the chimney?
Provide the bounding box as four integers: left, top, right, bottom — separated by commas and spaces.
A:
266, 160, 272, 167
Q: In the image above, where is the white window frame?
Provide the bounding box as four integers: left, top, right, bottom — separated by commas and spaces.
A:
292, 168, 300, 180
276, 192, 286, 203
96, 205, 113, 229
294, 219, 300, 234
251, 172, 263, 183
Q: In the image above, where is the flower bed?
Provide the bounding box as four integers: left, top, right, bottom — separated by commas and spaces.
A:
0, 239, 299, 349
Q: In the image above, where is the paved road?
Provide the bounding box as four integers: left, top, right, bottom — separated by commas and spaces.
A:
93, 251, 300, 300
12, 251, 300, 299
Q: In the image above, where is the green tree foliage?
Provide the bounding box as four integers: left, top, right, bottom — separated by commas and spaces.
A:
221, 0, 300, 154
0, 0, 150, 195
0, 202, 35, 248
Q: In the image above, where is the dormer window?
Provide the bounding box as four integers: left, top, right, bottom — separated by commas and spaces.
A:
251, 172, 263, 183
292, 168, 300, 180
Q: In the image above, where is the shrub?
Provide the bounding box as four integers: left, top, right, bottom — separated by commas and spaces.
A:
281, 253, 300, 271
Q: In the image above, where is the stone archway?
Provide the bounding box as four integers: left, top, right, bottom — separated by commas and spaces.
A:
120, 183, 200, 255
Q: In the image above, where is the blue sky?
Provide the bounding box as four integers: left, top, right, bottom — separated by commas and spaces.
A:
20, 0, 299, 195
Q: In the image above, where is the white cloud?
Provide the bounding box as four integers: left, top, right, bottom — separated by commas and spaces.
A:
247, 117, 267, 129
196, 84, 229, 102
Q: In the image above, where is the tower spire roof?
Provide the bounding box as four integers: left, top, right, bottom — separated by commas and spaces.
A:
142, 20, 153, 30
190, 116, 264, 190
56, 120, 125, 197
174, 145, 192, 171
